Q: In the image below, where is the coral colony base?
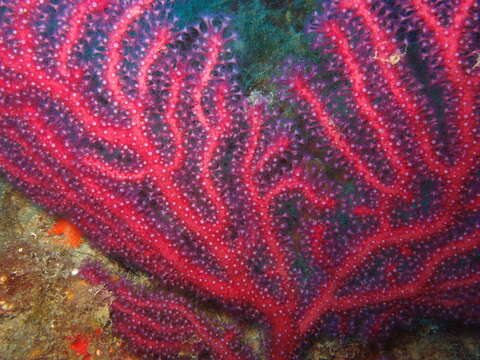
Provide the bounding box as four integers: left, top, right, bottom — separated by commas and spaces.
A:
0, 0, 479, 359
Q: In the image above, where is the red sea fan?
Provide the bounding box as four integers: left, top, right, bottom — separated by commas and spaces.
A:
0, 0, 479, 359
